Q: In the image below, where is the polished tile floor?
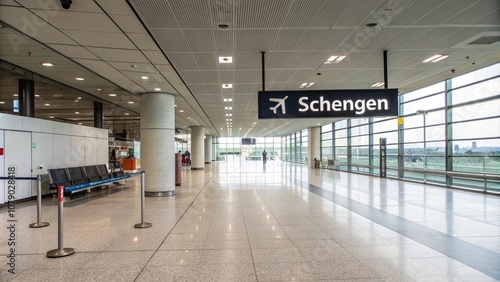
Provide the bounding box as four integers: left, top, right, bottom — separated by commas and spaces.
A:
1, 160, 500, 281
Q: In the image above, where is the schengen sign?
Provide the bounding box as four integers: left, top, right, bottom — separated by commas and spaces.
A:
258, 89, 398, 119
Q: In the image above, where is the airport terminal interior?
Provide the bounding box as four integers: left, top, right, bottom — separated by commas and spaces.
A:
0, 0, 499, 281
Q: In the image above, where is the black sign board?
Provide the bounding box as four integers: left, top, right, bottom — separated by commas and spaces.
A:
380, 138, 387, 178
258, 89, 398, 119
241, 138, 256, 145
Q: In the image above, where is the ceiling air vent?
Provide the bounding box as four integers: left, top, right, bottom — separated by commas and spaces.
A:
454, 31, 500, 49
467, 36, 500, 45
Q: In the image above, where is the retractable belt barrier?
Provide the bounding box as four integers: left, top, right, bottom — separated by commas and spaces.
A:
46, 171, 151, 258
0, 175, 50, 228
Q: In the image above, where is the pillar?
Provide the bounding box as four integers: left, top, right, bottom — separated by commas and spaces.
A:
140, 92, 176, 196
94, 102, 103, 128
191, 126, 204, 170
19, 79, 35, 117
308, 126, 321, 168
204, 135, 212, 164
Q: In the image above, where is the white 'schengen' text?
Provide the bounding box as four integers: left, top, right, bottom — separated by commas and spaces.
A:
298, 96, 388, 114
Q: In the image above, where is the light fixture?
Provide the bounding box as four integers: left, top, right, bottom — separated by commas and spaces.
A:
44, 103, 50, 106
225, 113, 232, 116
423, 54, 449, 63
371, 82, 385, 87
42, 62, 53, 67
223, 98, 232, 102
218, 56, 233, 63
109, 93, 117, 97
125, 113, 129, 116
0, 101, 5, 104
179, 110, 184, 113
13, 94, 18, 97
78, 123, 83, 125
128, 101, 134, 104
225, 107, 232, 110
49, 116, 54, 119
35, 94, 40, 97
75, 111, 79, 114
75, 77, 85, 81
154, 88, 161, 91
299, 82, 315, 89
141, 76, 148, 80
77, 97, 82, 99
324, 55, 346, 64
97, 88, 101, 91
222, 84, 232, 89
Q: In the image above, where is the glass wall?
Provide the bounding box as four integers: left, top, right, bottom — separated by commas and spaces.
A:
281, 129, 309, 164
317, 63, 500, 193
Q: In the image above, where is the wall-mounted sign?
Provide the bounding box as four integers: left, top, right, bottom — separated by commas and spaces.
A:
258, 89, 398, 119
241, 138, 256, 145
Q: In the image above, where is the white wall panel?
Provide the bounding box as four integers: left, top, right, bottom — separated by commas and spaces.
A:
5, 131, 32, 200
84, 137, 98, 165
53, 122, 71, 135
22, 117, 41, 132
53, 135, 71, 168
40, 119, 54, 134
84, 126, 98, 138
97, 138, 109, 165
0, 114, 22, 130
71, 124, 85, 137
70, 136, 86, 167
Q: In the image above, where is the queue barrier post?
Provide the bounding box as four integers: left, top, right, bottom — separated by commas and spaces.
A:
134, 171, 152, 228
29, 175, 50, 228
46, 186, 75, 258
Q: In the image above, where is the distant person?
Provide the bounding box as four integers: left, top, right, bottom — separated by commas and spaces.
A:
111, 149, 116, 160
262, 150, 267, 164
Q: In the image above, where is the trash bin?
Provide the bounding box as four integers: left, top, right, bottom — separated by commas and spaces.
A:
175, 153, 182, 186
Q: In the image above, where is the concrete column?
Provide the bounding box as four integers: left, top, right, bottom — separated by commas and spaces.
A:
94, 102, 103, 128
140, 92, 176, 196
204, 135, 212, 164
190, 126, 204, 170
308, 126, 321, 168
18, 79, 35, 117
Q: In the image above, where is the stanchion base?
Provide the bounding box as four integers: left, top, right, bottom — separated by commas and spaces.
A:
29, 222, 50, 228
46, 248, 75, 258
134, 222, 152, 228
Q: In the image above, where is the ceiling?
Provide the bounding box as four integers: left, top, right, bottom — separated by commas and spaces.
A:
0, 0, 499, 138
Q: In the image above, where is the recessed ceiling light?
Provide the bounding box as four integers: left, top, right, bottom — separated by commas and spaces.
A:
154, 88, 161, 91
77, 97, 82, 99
49, 116, 54, 119
299, 82, 315, 89
44, 103, 50, 106
0, 101, 5, 104
13, 94, 18, 97
219, 56, 233, 63
34, 94, 40, 97
128, 101, 134, 104
226, 114, 232, 116
109, 93, 117, 97
222, 84, 233, 89
75, 111, 79, 114
75, 77, 85, 81
371, 82, 385, 87
175, 104, 177, 107
97, 88, 101, 91
324, 55, 346, 64
423, 54, 449, 63
125, 113, 129, 115
42, 62, 53, 67
223, 98, 232, 102
141, 76, 148, 80
78, 123, 83, 125
179, 110, 184, 113
225, 107, 232, 110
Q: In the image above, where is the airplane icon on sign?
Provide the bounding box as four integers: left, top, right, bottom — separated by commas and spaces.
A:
269, 96, 288, 114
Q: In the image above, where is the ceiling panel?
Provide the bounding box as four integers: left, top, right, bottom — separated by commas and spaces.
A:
62, 30, 135, 49
86, 47, 149, 63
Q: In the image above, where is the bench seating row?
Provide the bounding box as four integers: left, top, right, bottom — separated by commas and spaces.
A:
48, 164, 126, 197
